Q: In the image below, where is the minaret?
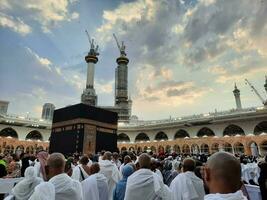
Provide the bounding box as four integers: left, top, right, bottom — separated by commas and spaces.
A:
264, 75, 267, 94
115, 54, 129, 105
81, 32, 99, 106
113, 34, 132, 121
233, 83, 242, 110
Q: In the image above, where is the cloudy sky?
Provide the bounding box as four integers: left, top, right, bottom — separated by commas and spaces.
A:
0, 0, 267, 120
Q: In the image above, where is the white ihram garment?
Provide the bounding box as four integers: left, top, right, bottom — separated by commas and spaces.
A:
124, 168, 171, 200
82, 173, 109, 200
170, 171, 205, 200
49, 173, 82, 200
29, 182, 55, 200
99, 159, 121, 200
71, 164, 89, 182
204, 190, 248, 200
9, 166, 43, 200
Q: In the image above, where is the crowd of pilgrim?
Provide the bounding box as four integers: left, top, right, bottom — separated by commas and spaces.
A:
0, 150, 267, 200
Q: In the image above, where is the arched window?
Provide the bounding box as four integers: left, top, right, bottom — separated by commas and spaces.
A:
117, 133, 130, 142
173, 145, 180, 153
158, 145, 164, 153
166, 145, 171, 153
174, 129, 189, 139
260, 141, 267, 155
135, 133, 150, 142
151, 146, 156, 153
121, 147, 127, 152
129, 146, 135, 152
0, 127, 18, 138
234, 142, 244, 154
200, 144, 209, 154
191, 144, 200, 154
223, 143, 232, 153
197, 127, 215, 137
182, 144, 190, 154
26, 130, 43, 141
155, 131, 168, 141
254, 121, 267, 135
223, 124, 245, 136
211, 143, 219, 153
15, 145, 24, 154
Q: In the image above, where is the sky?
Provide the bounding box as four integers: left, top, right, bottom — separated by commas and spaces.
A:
0, 0, 267, 120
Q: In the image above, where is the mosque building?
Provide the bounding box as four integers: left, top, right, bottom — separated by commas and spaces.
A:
1, 36, 267, 156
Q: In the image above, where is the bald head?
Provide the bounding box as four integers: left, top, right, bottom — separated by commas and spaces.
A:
139, 153, 151, 169
47, 153, 65, 170
47, 153, 65, 179
205, 152, 241, 193
182, 158, 195, 172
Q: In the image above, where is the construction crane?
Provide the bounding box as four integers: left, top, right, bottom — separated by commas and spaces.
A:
245, 79, 267, 106
113, 33, 126, 56
85, 30, 99, 56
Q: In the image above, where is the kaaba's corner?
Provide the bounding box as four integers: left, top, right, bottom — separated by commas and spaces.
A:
49, 103, 118, 155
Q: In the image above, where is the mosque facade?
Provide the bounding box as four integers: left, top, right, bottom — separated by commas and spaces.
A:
1, 37, 267, 156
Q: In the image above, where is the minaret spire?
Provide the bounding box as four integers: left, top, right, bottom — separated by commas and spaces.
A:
233, 83, 242, 110
81, 30, 99, 106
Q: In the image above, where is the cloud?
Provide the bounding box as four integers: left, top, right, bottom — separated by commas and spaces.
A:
0, 0, 79, 33
0, 12, 31, 35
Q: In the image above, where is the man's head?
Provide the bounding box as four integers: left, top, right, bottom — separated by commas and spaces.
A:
113, 152, 119, 160
139, 153, 151, 169
46, 153, 65, 180
79, 156, 89, 165
103, 151, 112, 161
124, 155, 131, 164
90, 163, 100, 175
204, 152, 241, 194
182, 158, 196, 172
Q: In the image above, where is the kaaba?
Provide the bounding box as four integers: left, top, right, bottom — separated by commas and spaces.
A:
49, 103, 118, 155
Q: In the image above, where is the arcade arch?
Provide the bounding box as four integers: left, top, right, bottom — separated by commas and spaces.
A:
0, 127, 18, 138
254, 121, 267, 135
174, 129, 189, 139
135, 133, 150, 142
155, 131, 168, 141
223, 142, 232, 153
166, 145, 171, 153
223, 124, 245, 136
121, 147, 127, 151
234, 142, 244, 154
191, 144, 200, 154
248, 141, 259, 156
197, 127, 215, 137
182, 144, 190, 154
117, 133, 130, 142
200, 144, 209, 154
260, 140, 267, 155
15, 145, 24, 154
26, 130, 43, 141
211, 143, 219, 153
173, 145, 180, 153
151, 146, 156, 153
